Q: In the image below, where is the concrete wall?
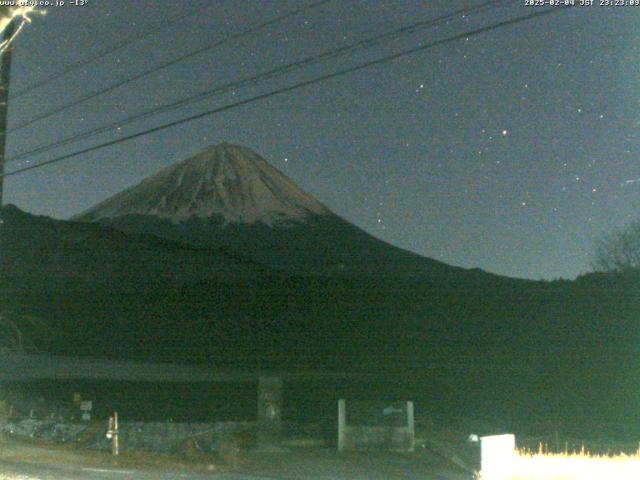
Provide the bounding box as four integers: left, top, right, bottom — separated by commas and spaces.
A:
2, 417, 255, 453
338, 399, 415, 452
338, 425, 415, 452
109, 420, 255, 453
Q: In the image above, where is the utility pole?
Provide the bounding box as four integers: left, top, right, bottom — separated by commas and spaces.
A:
0, 9, 15, 316
0, 10, 16, 208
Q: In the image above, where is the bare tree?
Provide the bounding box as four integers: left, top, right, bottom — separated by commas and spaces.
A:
0, 309, 48, 353
592, 221, 640, 272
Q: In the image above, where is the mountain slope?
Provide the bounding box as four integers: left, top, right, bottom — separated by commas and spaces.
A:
3, 205, 640, 435
1, 204, 268, 289
74, 143, 476, 278
77, 142, 329, 226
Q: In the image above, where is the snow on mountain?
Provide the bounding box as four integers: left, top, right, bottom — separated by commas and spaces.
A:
75, 142, 481, 278
76, 143, 330, 226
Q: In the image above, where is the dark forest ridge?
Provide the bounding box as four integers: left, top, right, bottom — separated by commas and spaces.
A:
1, 200, 639, 435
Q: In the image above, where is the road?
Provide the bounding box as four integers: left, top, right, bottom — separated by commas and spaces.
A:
0, 461, 273, 480
0, 458, 472, 480
0, 456, 473, 480
0, 439, 474, 480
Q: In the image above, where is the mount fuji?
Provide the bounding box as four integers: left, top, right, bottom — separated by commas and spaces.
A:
75, 143, 476, 278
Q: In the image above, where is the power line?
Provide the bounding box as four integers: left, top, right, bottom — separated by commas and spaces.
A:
8, 0, 333, 133
7, 0, 513, 164
2, 6, 572, 180
11, 1, 213, 99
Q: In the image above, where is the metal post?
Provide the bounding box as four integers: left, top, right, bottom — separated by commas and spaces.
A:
257, 376, 282, 450
113, 411, 119, 455
107, 412, 120, 456
337, 399, 346, 452
406, 401, 415, 452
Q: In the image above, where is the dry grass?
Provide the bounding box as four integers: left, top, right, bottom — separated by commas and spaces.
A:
477, 447, 640, 480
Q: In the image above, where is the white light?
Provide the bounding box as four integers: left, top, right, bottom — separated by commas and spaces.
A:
0, 6, 44, 54
481, 434, 516, 480
479, 434, 640, 480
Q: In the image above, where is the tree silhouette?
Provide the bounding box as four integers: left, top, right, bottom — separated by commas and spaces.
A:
592, 221, 640, 272
0, 309, 48, 353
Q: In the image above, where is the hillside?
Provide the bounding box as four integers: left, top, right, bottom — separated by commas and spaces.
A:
2, 204, 639, 435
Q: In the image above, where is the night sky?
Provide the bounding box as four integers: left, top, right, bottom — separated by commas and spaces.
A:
3, 0, 639, 280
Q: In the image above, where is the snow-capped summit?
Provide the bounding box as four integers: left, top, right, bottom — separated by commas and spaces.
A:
76, 142, 475, 278
76, 143, 329, 226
